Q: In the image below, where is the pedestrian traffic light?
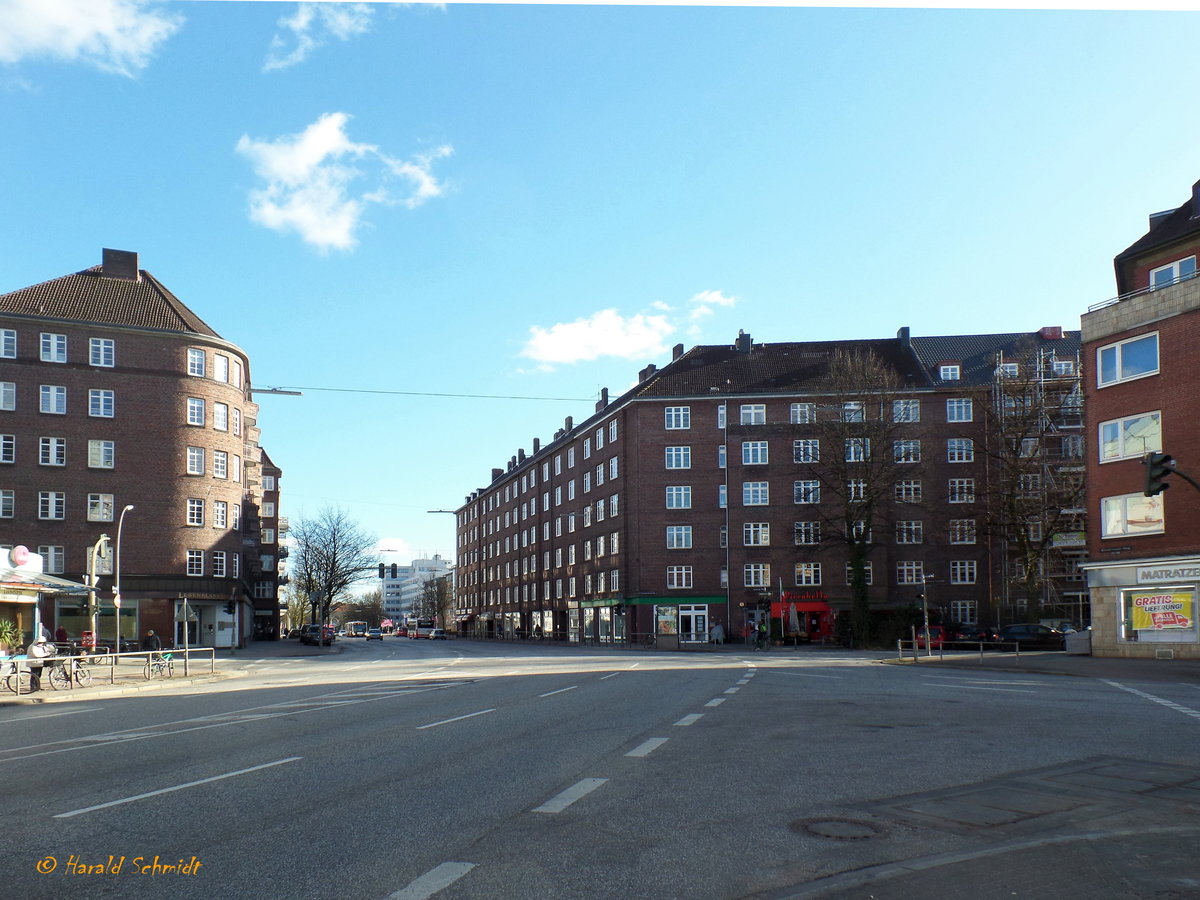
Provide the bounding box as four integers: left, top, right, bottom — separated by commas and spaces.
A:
1144, 452, 1175, 496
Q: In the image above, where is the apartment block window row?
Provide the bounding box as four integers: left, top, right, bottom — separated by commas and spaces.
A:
186, 347, 244, 387
186, 549, 241, 578
14, 332, 117, 367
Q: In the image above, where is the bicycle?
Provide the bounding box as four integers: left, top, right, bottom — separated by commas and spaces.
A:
46, 654, 94, 690
2, 659, 38, 693
143, 652, 174, 680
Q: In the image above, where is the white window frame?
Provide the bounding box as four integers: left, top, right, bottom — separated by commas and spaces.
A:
187, 348, 206, 377
39, 436, 65, 466
41, 332, 67, 363
186, 397, 205, 426
950, 560, 977, 585
1101, 493, 1164, 538
949, 519, 976, 544
665, 406, 691, 430
946, 398, 973, 422
665, 446, 691, 469
742, 440, 768, 465
794, 480, 820, 504
793, 439, 819, 463
88, 389, 114, 418
940, 365, 961, 381
0, 329, 14, 359
666, 486, 692, 509
1098, 411, 1161, 462
743, 522, 769, 546
949, 478, 976, 503
666, 565, 693, 589
40, 385, 66, 414
893, 399, 920, 422
795, 562, 822, 586
186, 549, 204, 576
666, 525, 693, 549
87, 493, 114, 522
896, 561, 925, 585
790, 402, 815, 424
186, 446, 204, 475
88, 439, 115, 469
187, 498, 205, 526
89, 337, 115, 367
794, 521, 820, 545
38, 491, 65, 520
744, 563, 770, 588
1097, 332, 1159, 387
894, 440, 920, 463
947, 438, 974, 463
740, 404, 766, 425
1150, 255, 1197, 289
743, 481, 769, 506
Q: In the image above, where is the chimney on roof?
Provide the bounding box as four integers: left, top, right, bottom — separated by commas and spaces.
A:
735, 330, 752, 353
672, 343, 684, 361
638, 363, 657, 382
595, 387, 609, 412
492, 468, 503, 481
518, 448, 526, 463
533, 438, 540, 454
1039, 326, 1064, 340
101, 248, 139, 281
565, 416, 573, 432
896, 326, 911, 347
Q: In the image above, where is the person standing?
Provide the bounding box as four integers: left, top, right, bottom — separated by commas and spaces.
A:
141, 629, 161, 652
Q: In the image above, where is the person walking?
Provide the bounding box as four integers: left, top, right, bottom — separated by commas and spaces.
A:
141, 629, 161, 652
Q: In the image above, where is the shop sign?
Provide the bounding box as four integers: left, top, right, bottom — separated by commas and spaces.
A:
1128, 589, 1195, 631
1137, 565, 1200, 584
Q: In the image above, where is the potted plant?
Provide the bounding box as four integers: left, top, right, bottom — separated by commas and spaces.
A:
0, 619, 22, 655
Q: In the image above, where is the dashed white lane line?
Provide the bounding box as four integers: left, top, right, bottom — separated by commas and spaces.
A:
736, 679, 750, 685
626, 738, 669, 758
388, 862, 477, 900
55, 757, 302, 818
705, 698, 726, 707
600, 672, 621, 680
1104, 680, 1200, 719
417, 709, 496, 730
724, 687, 740, 694
532, 778, 608, 813
675, 713, 704, 727
539, 685, 578, 698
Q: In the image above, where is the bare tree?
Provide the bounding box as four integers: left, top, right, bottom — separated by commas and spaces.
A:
809, 349, 927, 645
289, 507, 378, 630
340, 589, 385, 627
416, 576, 452, 623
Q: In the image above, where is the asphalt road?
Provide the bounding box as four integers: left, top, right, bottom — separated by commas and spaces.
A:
2, 638, 1199, 900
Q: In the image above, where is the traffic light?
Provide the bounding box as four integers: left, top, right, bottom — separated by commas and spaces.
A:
378, 563, 385, 579
224, 601, 235, 614
1144, 452, 1175, 496
391, 564, 398, 579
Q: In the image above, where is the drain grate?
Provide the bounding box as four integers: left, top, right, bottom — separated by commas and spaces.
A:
790, 817, 886, 841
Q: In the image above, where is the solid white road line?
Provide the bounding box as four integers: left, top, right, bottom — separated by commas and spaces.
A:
704, 698, 726, 708
55, 757, 302, 818
532, 778, 608, 813
625, 738, 668, 758
539, 685, 578, 697
388, 862, 477, 900
0, 708, 103, 724
1104, 680, 1200, 720
674, 713, 704, 726
600, 672, 621, 680
417, 709, 496, 730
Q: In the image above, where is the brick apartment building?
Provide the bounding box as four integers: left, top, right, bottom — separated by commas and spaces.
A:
455, 327, 1083, 647
1081, 179, 1200, 659
0, 249, 283, 648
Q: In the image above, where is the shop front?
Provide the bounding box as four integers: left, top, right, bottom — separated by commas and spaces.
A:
1082, 556, 1200, 659
625, 597, 727, 649
773, 591, 835, 642
1, 546, 91, 649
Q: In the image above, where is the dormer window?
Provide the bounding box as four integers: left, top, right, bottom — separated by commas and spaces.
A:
997, 362, 1019, 378
1150, 255, 1196, 289
939, 365, 961, 381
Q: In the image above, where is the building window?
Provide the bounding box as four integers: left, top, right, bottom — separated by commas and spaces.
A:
946, 398, 973, 422
846, 562, 873, 585
997, 362, 1019, 378
795, 562, 822, 586
88, 440, 115, 468
794, 521, 820, 545
0, 434, 12, 464
895, 480, 922, 502
583, 438, 591, 459
212, 551, 227, 578
666, 446, 691, 469
949, 478, 975, 503
742, 440, 768, 465
187, 498, 205, 526
39, 545, 64, 574
947, 438, 974, 463
794, 480, 820, 504
231, 455, 241, 483
950, 560, 977, 584
894, 440, 920, 463
666, 525, 693, 549
665, 406, 691, 429
940, 365, 960, 381
740, 404, 766, 425
842, 401, 864, 422
232, 503, 240, 530
39, 491, 65, 520
793, 439, 819, 463
214, 354, 229, 383
1097, 332, 1158, 387
667, 566, 693, 589
214, 500, 228, 528
39, 436, 65, 466
0, 382, 14, 411
743, 523, 770, 546
232, 408, 241, 436
88, 337, 115, 367
1099, 411, 1161, 462
88, 389, 114, 418
231, 553, 240, 578
213, 451, 228, 479
41, 333, 67, 363
187, 348, 206, 377
949, 519, 976, 544
848, 479, 865, 502
187, 446, 204, 475
0, 329, 14, 358
844, 438, 869, 462
790, 402, 816, 424
40, 385, 66, 414
214, 403, 228, 431
893, 399, 920, 423
583, 473, 591, 493
666, 486, 692, 509
718, 484, 727, 508
186, 397, 205, 425
87, 493, 114, 522
1018, 473, 1041, 496
743, 481, 769, 505
609, 457, 618, 479
0, 489, 12, 518
261, 554, 275, 572
1051, 359, 1075, 376
744, 563, 770, 588
1101, 493, 1164, 538
896, 521, 924, 544
1150, 255, 1197, 289
897, 561, 925, 584
186, 550, 204, 576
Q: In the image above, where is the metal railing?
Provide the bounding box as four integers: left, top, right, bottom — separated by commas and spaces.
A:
1, 647, 217, 696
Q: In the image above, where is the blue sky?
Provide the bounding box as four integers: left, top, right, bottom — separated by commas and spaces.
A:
3, 1, 1200, 569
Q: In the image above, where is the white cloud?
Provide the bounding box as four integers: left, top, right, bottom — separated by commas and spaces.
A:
235, 112, 453, 251
521, 309, 675, 368
0, 0, 182, 77
264, 2, 374, 72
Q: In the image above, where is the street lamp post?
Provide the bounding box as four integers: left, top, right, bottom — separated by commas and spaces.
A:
87, 534, 111, 649
113, 504, 135, 653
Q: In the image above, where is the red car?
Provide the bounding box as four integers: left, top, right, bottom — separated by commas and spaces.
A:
915, 625, 945, 649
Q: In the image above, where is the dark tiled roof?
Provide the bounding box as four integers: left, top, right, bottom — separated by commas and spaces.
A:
632, 338, 932, 398
1115, 184, 1200, 265
910, 331, 1081, 387
0, 265, 222, 337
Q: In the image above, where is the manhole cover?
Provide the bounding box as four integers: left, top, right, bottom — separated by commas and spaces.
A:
790, 817, 885, 841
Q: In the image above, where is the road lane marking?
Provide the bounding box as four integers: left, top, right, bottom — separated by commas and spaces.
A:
925, 684, 1036, 694
532, 778, 608, 813
674, 713, 703, 726
417, 709, 496, 730
55, 757, 302, 818
724, 687, 740, 694
626, 738, 668, 758
388, 862, 476, 900
1104, 680, 1200, 719
600, 672, 621, 680
736, 679, 749, 685
0, 708, 103, 724
705, 698, 726, 707
539, 685, 578, 697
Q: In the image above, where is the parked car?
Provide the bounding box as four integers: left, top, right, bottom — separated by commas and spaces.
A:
395, 626, 408, 637
300, 625, 336, 646
997, 623, 1066, 650
429, 628, 448, 640
955, 625, 999, 642
914, 625, 945, 649
366, 628, 383, 641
